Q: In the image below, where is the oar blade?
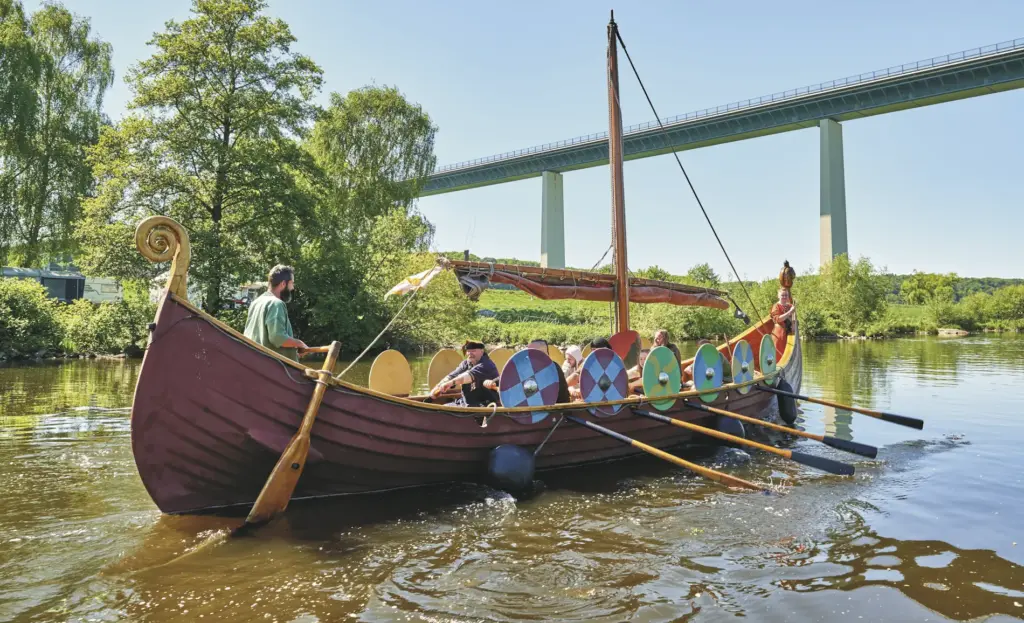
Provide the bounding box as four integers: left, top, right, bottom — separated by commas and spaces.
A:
879, 411, 924, 430
822, 435, 877, 459
245, 434, 310, 526
245, 340, 342, 528
790, 451, 855, 476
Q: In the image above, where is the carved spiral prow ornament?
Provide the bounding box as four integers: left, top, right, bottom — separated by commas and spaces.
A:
135, 216, 191, 301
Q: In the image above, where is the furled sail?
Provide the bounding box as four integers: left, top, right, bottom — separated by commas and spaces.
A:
439, 258, 730, 310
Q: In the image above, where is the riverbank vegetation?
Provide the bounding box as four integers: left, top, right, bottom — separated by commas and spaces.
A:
1, 0, 1021, 362
0, 277, 154, 360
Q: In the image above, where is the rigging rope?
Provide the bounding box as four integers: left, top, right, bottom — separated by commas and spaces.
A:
613, 28, 768, 328
335, 288, 420, 380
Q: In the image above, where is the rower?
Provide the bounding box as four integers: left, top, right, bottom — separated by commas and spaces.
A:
653, 329, 683, 368
430, 340, 500, 407
682, 339, 712, 387
525, 338, 572, 403
627, 348, 649, 394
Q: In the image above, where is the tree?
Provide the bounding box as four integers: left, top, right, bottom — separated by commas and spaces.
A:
635, 265, 675, 282
818, 254, 889, 333
0, 0, 37, 151
685, 262, 721, 287
1, 3, 112, 267
0, 0, 37, 262
2, 1, 112, 267
293, 85, 455, 349
900, 271, 959, 305
77, 0, 322, 312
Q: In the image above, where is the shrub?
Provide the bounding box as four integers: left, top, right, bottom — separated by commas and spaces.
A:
0, 278, 62, 357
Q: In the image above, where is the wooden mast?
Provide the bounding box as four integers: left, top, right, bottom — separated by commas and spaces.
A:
607, 11, 630, 333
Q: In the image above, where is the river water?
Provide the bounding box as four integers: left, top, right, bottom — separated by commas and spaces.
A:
1, 336, 1022, 622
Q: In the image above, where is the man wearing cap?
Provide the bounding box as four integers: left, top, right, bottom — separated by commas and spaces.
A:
430, 340, 500, 407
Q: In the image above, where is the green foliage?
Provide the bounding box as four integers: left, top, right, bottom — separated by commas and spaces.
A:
57, 279, 155, 354
684, 263, 721, 287
0, 1, 37, 137
0, 1, 112, 267
292, 85, 443, 352
76, 0, 323, 312
0, 277, 61, 356
385, 254, 477, 350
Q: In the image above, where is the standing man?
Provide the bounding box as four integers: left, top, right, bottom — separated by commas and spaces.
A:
244, 264, 308, 361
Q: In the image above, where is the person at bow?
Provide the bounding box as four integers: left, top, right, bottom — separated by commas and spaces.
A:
770, 287, 797, 356
430, 340, 500, 407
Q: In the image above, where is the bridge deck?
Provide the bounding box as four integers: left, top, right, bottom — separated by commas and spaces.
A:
422, 39, 1024, 196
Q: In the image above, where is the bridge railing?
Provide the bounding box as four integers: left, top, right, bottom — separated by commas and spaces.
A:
432, 37, 1024, 175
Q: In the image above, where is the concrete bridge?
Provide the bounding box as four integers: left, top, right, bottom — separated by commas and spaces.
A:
421, 38, 1024, 268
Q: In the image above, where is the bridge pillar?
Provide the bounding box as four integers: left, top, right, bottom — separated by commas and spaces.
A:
819, 119, 849, 266
540, 170, 565, 268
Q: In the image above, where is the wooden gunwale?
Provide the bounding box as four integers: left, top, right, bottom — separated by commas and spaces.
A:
164, 291, 795, 414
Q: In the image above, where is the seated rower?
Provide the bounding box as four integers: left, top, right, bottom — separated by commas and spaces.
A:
682, 339, 713, 387
627, 348, 649, 394
562, 345, 583, 388
653, 329, 683, 368
430, 340, 500, 407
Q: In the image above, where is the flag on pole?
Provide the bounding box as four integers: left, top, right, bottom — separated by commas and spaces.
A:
385, 265, 443, 298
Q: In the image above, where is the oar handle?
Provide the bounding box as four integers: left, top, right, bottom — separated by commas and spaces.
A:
300, 345, 334, 355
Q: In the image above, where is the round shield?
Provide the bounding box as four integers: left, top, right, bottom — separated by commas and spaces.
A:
641, 345, 681, 411
499, 348, 561, 423
428, 348, 464, 390
581, 344, 592, 360
693, 343, 724, 403
546, 344, 565, 367
609, 330, 642, 368
759, 334, 777, 385
579, 348, 628, 416
368, 350, 413, 396
731, 340, 755, 394
488, 347, 514, 372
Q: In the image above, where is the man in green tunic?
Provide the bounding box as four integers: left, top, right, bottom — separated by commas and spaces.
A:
243, 264, 308, 361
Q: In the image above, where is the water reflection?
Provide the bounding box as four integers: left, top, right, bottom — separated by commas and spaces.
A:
776, 509, 1024, 621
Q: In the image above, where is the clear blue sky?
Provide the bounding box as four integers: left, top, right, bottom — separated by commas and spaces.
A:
43, 0, 1024, 280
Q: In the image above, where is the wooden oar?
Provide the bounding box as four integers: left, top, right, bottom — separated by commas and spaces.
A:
564, 415, 765, 491
755, 386, 924, 430
682, 400, 878, 459
245, 340, 342, 527
300, 345, 332, 355
631, 408, 854, 476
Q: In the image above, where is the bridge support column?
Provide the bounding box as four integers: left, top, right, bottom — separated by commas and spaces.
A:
540, 170, 565, 268
819, 119, 849, 266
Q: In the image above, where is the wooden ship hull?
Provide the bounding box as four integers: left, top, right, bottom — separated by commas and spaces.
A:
130, 291, 802, 515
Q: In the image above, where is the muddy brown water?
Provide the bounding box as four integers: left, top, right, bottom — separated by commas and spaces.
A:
1, 336, 1022, 622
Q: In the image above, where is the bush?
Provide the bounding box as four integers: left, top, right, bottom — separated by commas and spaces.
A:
0, 278, 62, 357
57, 280, 156, 355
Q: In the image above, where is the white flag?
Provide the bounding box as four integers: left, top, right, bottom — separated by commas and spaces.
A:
385, 265, 443, 298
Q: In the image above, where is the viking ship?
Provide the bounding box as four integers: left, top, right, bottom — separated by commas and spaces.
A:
129, 14, 811, 516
